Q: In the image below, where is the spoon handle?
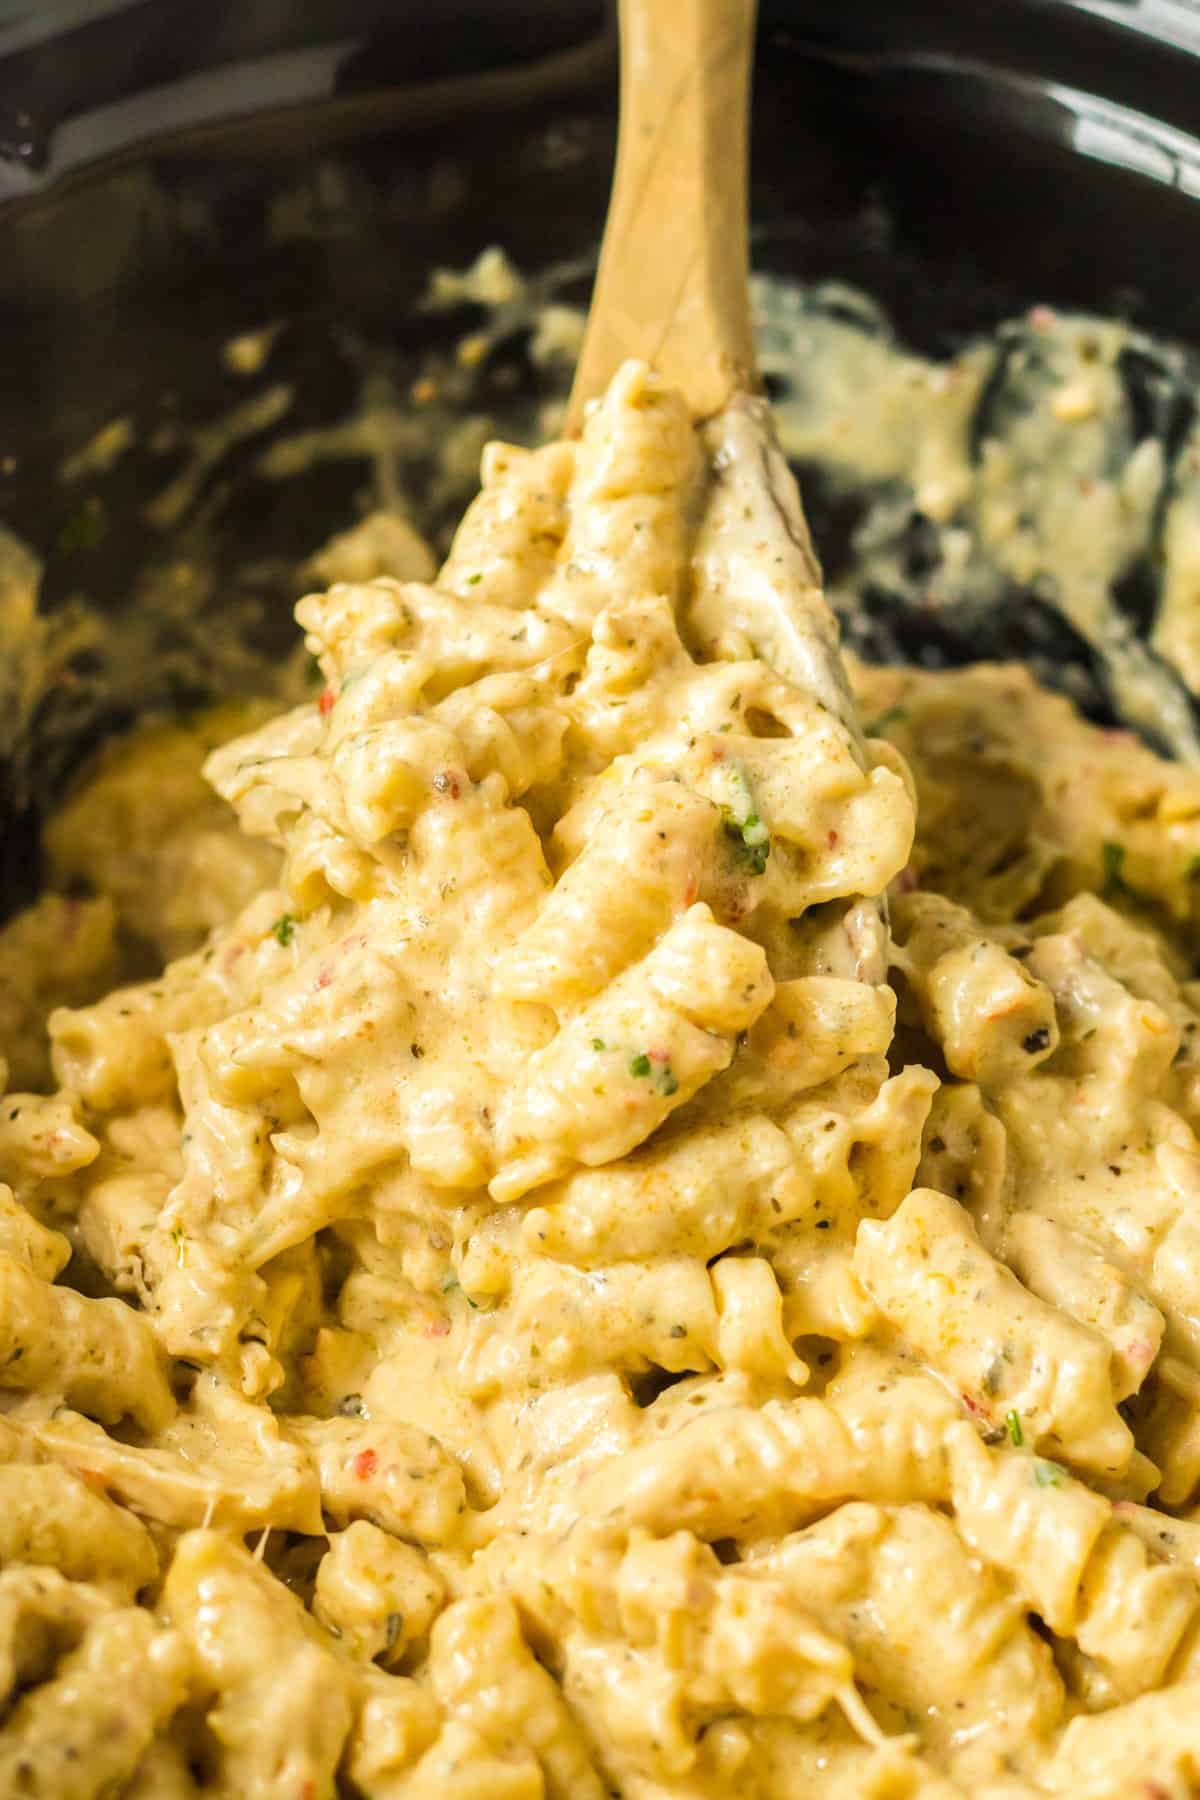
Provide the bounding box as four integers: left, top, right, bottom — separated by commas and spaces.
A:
566, 0, 759, 431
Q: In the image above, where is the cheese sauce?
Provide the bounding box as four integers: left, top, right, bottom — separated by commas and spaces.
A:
0, 259, 1199, 1797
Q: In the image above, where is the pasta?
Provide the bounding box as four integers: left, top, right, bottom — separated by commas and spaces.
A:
3, 356, 1200, 1794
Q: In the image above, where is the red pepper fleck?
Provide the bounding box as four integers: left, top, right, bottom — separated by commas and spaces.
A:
683, 876, 698, 905
351, 1448, 378, 1481
647, 1048, 670, 1064
318, 685, 336, 717
827, 829, 839, 848
74, 1468, 108, 1493
315, 966, 333, 991
433, 770, 462, 800
961, 1392, 990, 1422
425, 1314, 451, 1338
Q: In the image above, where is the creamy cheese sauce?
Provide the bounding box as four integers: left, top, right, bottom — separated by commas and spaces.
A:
3, 264, 1200, 1795
757, 279, 1200, 764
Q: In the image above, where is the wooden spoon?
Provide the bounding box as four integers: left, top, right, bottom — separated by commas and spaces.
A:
567, 0, 758, 429
568, 0, 864, 743
567, 0, 885, 985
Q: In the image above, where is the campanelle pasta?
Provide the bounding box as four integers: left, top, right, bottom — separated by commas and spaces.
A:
1, 362, 1200, 1794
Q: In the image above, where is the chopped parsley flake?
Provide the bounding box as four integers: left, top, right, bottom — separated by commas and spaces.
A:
864, 704, 908, 736
591, 1038, 606, 1052
273, 913, 296, 947
439, 1273, 478, 1309
467, 572, 483, 585
1101, 840, 1127, 895
722, 810, 771, 876
626, 1049, 678, 1092
1005, 1409, 1024, 1448
716, 763, 771, 877
57, 497, 108, 554
1033, 1459, 1066, 1487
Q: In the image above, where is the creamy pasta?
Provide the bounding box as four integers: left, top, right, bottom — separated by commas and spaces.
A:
2, 357, 1200, 1796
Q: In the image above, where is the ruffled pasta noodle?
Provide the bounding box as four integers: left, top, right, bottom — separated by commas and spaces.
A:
2, 362, 1200, 1793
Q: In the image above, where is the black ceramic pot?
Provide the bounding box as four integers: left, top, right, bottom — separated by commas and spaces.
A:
0, 0, 1198, 910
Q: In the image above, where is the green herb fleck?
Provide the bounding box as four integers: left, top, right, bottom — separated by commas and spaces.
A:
721, 810, 770, 877
1005, 1409, 1024, 1448
630, 1053, 652, 1078
864, 704, 909, 736
56, 497, 108, 555
591, 1038, 606, 1052
717, 763, 771, 877
1101, 840, 1127, 896
273, 913, 296, 947
467, 572, 483, 586
170, 1225, 187, 1268
668, 1323, 688, 1339
1033, 1459, 1066, 1487
440, 1274, 459, 1294
659, 1069, 679, 1096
